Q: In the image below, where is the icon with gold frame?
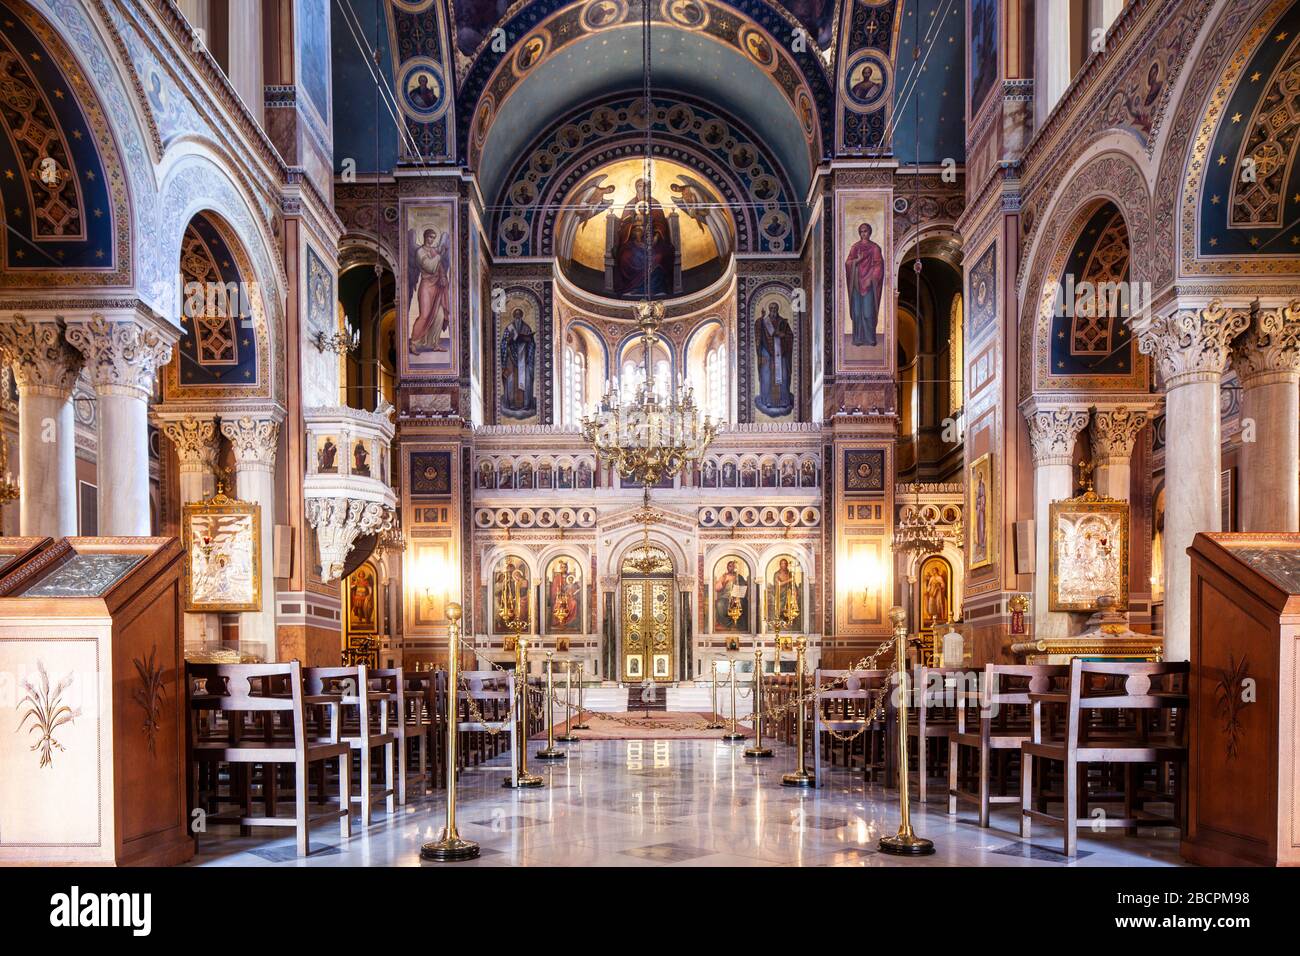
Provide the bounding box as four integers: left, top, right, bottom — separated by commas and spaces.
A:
182, 490, 261, 612
1048, 493, 1129, 613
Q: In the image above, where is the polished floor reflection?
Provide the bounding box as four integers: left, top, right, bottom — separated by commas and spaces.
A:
192, 738, 1184, 867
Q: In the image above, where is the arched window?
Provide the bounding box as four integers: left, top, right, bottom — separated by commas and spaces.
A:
620, 356, 671, 402
705, 343, 727, 422
563, 343, 587, 424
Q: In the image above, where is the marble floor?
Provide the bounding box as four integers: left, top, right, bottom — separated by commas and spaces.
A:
192, 737, 1185, 867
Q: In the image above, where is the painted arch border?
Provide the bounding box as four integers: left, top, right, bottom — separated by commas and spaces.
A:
1017, 147, 1153, 404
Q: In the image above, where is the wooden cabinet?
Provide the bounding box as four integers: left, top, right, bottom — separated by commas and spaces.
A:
1184, 532, 1300, 866
0, 536, 192, 865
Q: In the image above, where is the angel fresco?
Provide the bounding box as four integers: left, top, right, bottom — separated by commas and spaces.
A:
409, 226, 452, 354
671, 175, 733, 259
557, 174, 615, 260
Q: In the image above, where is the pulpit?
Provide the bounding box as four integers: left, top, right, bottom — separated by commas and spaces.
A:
1184, 532, 1300, 866
0, 536, 192, 865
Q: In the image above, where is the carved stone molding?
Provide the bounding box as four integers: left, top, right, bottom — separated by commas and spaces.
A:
221, 417, 280, 472
65, 315, 173, 398
1134, 301, 1251, 390
1023, 405, 1090, 467
304, 496, 395, 582
1090, 405, 1155, 463
158, 417, 217, 474
0, 316, 84, 398
1231, 300, 1300, 387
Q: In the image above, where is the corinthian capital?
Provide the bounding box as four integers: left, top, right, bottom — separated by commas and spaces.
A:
158, 417, 217, 473
0, 316, 84, 398
65, 315, 173, 398
304, 496, 395, 581
1230, 300, 1300, 386
1023, 404, 1090, 467
1090, 405, 1154, 463
1134, 300, 1250, 389
221, 417, 280, 471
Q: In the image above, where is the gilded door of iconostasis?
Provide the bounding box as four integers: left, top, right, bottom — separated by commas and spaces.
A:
620, 546, 675, 683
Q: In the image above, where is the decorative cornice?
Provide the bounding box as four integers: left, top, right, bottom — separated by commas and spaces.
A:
65, 315, 173, 398
1023, 404, 1090, 467
0, 316, 84, 398
1231, 301, 1300, 386
1134, 300, 1251, 389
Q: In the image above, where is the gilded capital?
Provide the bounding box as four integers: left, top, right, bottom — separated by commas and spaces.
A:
1134, 300, 1250, 389
1230, 300, 1300, 387
0, 315, 85, 398
158, 417, 218, 473
65, 315, 173, 398
1090, 405, 1153, 463
221, 416, 280, 470
1023, 405, 1090, 467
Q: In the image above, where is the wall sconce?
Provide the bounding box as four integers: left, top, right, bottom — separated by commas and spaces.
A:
314, 326, 360, 355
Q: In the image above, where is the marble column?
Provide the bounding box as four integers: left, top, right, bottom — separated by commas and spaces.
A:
1231, 301, 1300, 533
1034, 0, 1073, 125
1136, 301, 1250, 660
158, 417, 219, 654
1023, 403, 1090, 639
1090, 405, 1153, 502
226, 0, 263, 127
65, 315, 173, 537
221, 416, 280, 661
0, 317, 83, 537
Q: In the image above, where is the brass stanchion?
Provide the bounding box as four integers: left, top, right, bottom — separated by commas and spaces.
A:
705, 660, 724, 729
421, 602, 479, 861
879, 606, 934, 856
781, 636, 814, 787
503, 636, 543, 788
555, 659, 579, 742
722, 659, 746, 741
743, 644, 772, 758
535, 651, 565, 760
573, 661, 590, 730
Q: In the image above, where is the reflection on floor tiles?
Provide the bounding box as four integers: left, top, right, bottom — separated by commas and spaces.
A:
191, 739, 1186, 867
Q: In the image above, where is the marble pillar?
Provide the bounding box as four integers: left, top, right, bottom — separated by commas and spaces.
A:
0, 317, 83, 538
226, 0, 263, 127
66, 316, 173, 537
1136, 302, 1250, 661
1023, 403, 1090, 639
1090, 405, 1153, 502
1034, 0, 1073, 125
221, 416, 280, 661
1231, 302, 1300, 533
158, 417, 219, 655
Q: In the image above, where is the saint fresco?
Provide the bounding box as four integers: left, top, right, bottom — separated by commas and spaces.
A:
969, 453, 995, 570
712, 554, 751, 632
347, 562, 378, 635
546, 556, 583, 633
764, 555, 803, 632
838, 193, 890, 369
752, 291, 796, 420
493, 555, 532, 631
499, 295, 539, 422
919, 555, 952, 632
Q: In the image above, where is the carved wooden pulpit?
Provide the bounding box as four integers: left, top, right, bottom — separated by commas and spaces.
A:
1185, 532, 1300, 866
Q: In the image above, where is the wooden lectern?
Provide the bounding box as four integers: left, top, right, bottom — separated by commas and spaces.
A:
1185, 532, 1300, 866
0, 536, 192, 865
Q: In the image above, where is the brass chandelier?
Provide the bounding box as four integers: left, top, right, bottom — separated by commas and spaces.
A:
580, 298, 716, 486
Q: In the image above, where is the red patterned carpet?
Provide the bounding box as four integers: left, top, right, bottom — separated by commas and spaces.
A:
532, 711, 752, 741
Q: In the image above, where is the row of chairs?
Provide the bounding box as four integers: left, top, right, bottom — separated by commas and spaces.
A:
186, 660, 542, 857
802, 659, 1187, 857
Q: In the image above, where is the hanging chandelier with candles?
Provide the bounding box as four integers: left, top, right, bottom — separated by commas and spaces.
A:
580, 300, 716, 485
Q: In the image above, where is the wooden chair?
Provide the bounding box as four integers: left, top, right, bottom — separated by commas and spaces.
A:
188, 662, 351, 857
812, 669, 890, 785
947, 664, 1068, 826
906, 666, 965, 802
304, 665, 395, 826
398, 670, 435, 796
458, 670, 517, 779
1020, 659, 1188, 857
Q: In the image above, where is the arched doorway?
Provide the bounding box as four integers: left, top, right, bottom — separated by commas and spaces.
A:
619, 544, 675, 684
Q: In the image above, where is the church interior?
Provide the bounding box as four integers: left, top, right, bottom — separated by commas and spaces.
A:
0, 0, 1299, 879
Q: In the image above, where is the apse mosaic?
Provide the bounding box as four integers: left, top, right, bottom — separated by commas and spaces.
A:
0, 0, 129, 285
1193, 0, 1300, 266
493, 93, 797, 261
